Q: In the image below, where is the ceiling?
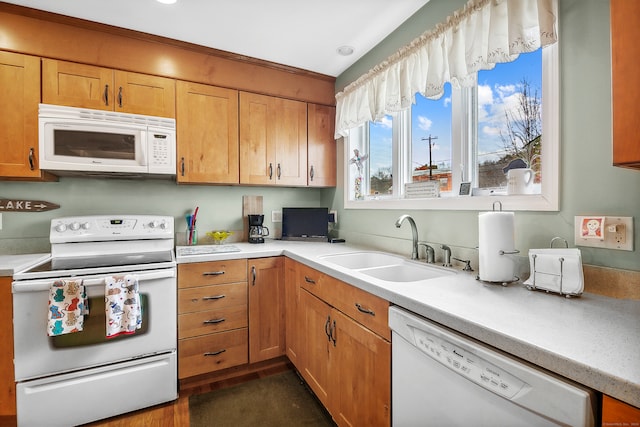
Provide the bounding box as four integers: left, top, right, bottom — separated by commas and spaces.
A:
2, 0, 430, 77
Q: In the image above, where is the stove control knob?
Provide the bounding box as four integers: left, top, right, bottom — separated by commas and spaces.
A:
149, 220, 159, 229
55, 223, 67, 233
69, 222, 81, 231
159, 221, 168, 229
81, 222, 91, 230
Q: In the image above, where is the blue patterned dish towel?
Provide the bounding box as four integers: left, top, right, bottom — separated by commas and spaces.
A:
105, 275, 142, 338
48, 279, 88, 336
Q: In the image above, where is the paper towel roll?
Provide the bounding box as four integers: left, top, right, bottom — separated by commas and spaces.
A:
478, 211, 516, 282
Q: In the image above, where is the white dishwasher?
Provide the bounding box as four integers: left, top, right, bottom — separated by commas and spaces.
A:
389, 306, 597, 426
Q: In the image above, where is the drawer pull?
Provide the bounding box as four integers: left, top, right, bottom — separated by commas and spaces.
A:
203, 295, 225, 300
204, 349, 226, 357
304, 276, 316, 284
203, 271, 225, 276
355, 303, 375, 316
324, 316, 331, 341
204, 318, 226, 324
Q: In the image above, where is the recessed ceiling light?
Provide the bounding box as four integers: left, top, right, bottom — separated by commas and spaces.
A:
337, 46, 354, 56
157, 0, 177, 4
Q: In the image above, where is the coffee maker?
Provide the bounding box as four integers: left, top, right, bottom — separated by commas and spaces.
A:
248, 214, 270, 244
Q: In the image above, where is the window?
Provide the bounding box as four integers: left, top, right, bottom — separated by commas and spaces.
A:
344, 43, 559, 211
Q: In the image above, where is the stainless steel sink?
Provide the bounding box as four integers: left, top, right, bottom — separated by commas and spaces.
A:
319, 251, 456, 282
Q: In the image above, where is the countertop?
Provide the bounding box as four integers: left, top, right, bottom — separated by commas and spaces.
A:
3, 242, 638, 407
0, 253, 49, 277
177, 240, 640, 408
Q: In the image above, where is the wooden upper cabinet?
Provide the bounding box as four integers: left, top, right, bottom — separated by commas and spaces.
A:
42, 59, 175, 118
611, 0, 640, 169
307, 104, 336, 187
0, 51, 45, 179
176, 81, 239, 184
240, 92, 307, 186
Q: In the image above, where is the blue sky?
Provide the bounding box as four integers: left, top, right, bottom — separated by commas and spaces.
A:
368, 49, 542, 174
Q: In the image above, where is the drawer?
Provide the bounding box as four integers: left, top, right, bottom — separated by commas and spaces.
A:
178, 305, 248, 339
178, 259, 247, 288
178, 328, 248, 379
299, 263, 390, 341
178, 282, 247, 314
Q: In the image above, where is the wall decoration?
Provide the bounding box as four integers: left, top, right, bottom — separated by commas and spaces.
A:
349, 149, 368, 200
0, 199, 60, 212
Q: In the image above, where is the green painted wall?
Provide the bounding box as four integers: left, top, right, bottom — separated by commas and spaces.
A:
325, 0, 640, 272
0, 178, 321, 254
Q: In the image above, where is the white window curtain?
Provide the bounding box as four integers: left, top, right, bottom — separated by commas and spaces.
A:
334, 0, 558, 138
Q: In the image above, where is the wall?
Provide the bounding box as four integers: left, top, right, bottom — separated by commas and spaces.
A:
0, 178, 321, 254
325, 0, 640, 274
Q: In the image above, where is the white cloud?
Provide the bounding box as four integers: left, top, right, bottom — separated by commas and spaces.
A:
482, 125, 502, 136
478, 84, 494, 107
443, 97, 451, 107
417, 115, 432, 132
372, 116, 392, 129
496, 84, 516, 99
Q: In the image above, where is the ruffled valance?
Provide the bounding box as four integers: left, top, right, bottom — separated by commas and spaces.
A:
335, 0, 557, 138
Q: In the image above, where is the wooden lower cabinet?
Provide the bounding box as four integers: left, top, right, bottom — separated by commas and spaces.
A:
284, 257, 302, 367
248, 257, 285, 363
294, 260, 391, 427
177, 260, 248, 379
602, 395, 640, 425
0, 277, 16, 418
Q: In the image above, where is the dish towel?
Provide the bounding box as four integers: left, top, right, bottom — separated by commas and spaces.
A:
105, 275, 142, 338
48, 279, 88, 336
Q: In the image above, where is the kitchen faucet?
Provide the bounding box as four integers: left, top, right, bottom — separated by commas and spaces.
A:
418, 242, 435, 264
395, 214, 419, 260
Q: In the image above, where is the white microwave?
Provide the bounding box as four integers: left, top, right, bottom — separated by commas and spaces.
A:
38, 104, 176, 178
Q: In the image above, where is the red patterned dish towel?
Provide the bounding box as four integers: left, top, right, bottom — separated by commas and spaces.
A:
105, 275, 142, 338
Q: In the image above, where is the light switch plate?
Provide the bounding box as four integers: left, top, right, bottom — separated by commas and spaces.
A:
271, 210, 282, 222
574, 216, 633, 251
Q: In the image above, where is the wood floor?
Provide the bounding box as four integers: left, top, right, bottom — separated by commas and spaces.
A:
84, 360, 292, 427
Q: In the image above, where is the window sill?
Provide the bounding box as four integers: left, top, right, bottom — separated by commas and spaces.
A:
344, 193, 558, 211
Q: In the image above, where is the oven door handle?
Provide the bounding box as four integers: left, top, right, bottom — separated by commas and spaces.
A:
12, 268, 175, 292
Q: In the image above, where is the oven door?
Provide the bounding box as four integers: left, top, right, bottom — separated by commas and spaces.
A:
12, 267, 176, 381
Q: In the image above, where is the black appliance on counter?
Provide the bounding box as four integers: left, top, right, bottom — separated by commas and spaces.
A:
248, 214, 270, 243
282, 207, 329, 242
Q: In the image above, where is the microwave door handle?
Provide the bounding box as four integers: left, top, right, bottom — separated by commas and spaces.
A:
139, 132, 148, 166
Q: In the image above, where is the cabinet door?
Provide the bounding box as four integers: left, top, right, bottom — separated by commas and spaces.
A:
176, 81, 239, 183
240, 92, 307, 186
0, 52, 42, 179
248, 257, 285, 363
602, 395, 640, 425
42, 59, 113, 110
0, 278, 15, 417
115, 71, 175, 118
284, 258, 302, 367
274, 97, 307, 186
331, 308, 391, 427
240, 92, 276, 185
300, 289, 332, 409
307, 104, 336, 187
611, 0, 640, 168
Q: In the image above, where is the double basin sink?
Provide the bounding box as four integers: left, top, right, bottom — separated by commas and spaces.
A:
319, 251, 456, 283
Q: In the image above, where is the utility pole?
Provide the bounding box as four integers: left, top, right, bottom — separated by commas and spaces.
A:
421, 135, 438, 180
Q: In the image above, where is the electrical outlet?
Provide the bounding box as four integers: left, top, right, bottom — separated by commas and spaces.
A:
574, 216, 633, 251
329, 210, 338, 224
271, 210, 282, 222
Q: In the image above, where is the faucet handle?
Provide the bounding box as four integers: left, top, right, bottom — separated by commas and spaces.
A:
441, 245, 452, 267
418, 242, 435, 264
452, 257, 474, 272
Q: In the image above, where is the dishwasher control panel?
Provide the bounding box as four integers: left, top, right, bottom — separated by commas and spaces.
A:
411, 326, 527, 399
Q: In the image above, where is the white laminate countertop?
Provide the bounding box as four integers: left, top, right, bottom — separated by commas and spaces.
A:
177, 240, 640, 408
0, 253, 49, 277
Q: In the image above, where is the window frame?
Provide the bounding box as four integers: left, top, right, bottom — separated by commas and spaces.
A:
343, 43, 559, 212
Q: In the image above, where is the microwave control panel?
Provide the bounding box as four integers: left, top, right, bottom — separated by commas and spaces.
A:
148, 130, 176, 173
